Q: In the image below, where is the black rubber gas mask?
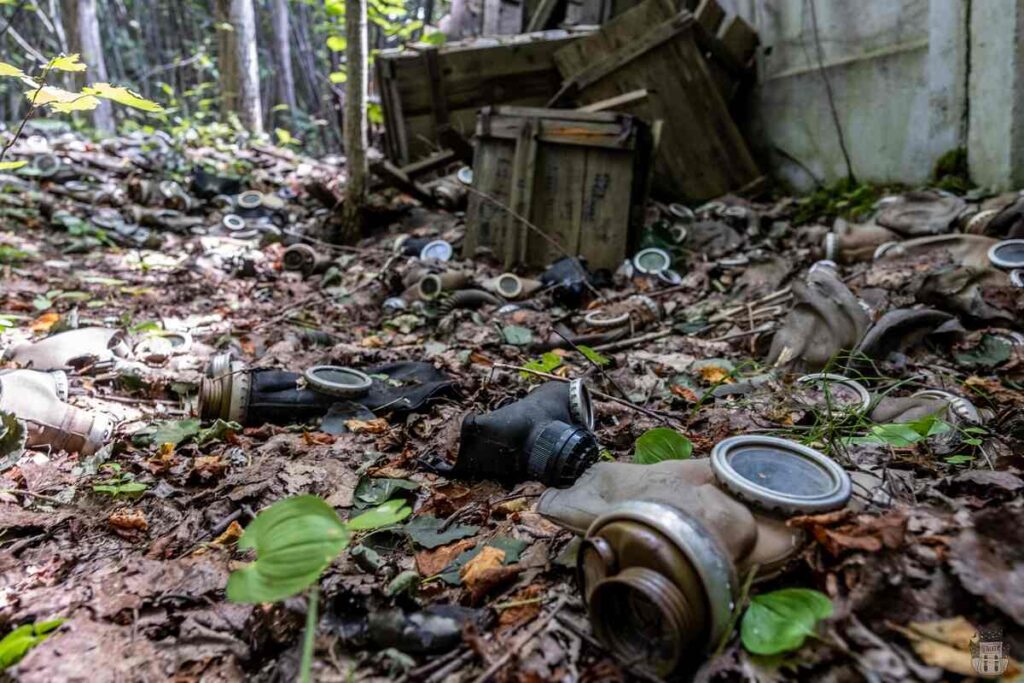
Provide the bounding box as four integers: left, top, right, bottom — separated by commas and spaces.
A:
448, 380, 599, 486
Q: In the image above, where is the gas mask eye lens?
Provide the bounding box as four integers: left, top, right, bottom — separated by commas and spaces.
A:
711, 436, 851, 514
989, 239, 1024, 269
633, 247, 672, 274
303, 365, 373, 398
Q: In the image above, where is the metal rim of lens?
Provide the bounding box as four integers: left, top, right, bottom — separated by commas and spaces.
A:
668, 203, 694, 222
33, 153, 60, 177
237, 191, 263, 210
568, 378, 594, 430
417, 273, 444, 300
631, 294, 662, 321
965, 208, 999, 233
794, 372, 871, 414
1012, 269, 1024, 288
988, 239, 1024, 269
633, 248, 672, 275
283, 243, 317, 271
873, 241, 900, 260
809, 259, 839, 275
303, 365, 373, 398
496, 273, 523, 299
587, 501, 737, 655
222, 214, 246, 231
584, 309, 630, 328
669, 223, 688, 244
717, 255, 749, 268
419, 239, 453, 262
911, 389, 982, 425
457, 166, 473, 185
711, 435, 852, 515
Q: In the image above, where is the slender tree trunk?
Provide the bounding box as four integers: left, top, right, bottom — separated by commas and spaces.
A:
231, 0, 263, 133
340, 0, 367, 243
271, 0, 297, 126
215, 0, 241, 117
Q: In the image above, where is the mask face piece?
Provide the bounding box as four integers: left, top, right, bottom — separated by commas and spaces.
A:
451, 381, 600, 485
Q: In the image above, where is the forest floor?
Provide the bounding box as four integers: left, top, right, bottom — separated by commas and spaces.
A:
1, 129, 1023, 682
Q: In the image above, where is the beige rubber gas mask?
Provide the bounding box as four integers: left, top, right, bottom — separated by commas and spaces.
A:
538, 436, 852, 677
0, 369, 112, 455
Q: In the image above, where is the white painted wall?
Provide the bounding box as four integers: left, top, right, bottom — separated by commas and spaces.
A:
716, 0, 1024, 192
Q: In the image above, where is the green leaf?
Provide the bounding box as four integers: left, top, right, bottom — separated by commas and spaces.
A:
422, 31, 446, 46
521, 351, 561, 378
196, 419, 241, 446
227, 495, 349, 603
48, 54, 87, 72
633, 428, 692, 464
740, 588, 833, 656
346, 499, 412, 530
0, 618, 65, 669
502, 325, 533, 346
92, 481, 148, 498
353, 477, 419, 508
944, 454, 974, 465
0, 410, 27, 473
385, 570, 420, 597
0, 62, 26, 79
438, 536, 526, 584
326, 35, 347, 51
328, 71, 347, 84
847, 413, 951, 447
955, 335, 1012, 368
149, 418, 201, 447
577, 345, 610, 367
403, 515, 479, 549
82, 83, 164, 112
0, 161, 27, 171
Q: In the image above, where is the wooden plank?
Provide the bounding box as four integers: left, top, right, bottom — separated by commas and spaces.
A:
719, 14, 758, 67
694, 0, 724, 35
579, 147, 634, 270
464, 136, 517, 258
506, 118, 539, 268
526, 0, 560, 32
370, 160, 435, 204
553, 0, 760, 201
401, 149, 458, 178
528, 144, 586, 266
578, 88, 648, 112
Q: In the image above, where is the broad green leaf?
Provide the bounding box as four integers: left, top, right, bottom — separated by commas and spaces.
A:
25, 85, 83, 107
326, 35, 347, 51
92, 481, 148, 497
48, 54, 87, 72
329, 71, 347, 84
83, 83, 164, 112
227, 495, 349, 603
633, 428, 692, 464
502, 325, 533, 346
522, 351, 561, 378
196, 419, 241, 446
741, 588, 832, 655
955, 335, 1012, 368
0, 410, 27, 473
422, 31, 446, 46
354, 476, 418, 508
403, 515, 479, 549
0, 62, 25, 79
577, 345, 610, 367
149, 418, 201, 447
346, 499, 412, 530
49, 96, 101, 113
847, 414, 951, 447
274, 128, 294, 146
0, 618, 65, 669
945, 454, 974, 465
0, 161, 27, 171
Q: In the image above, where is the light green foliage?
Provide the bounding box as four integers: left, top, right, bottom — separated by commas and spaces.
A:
226, 495, 411, 603
846, 413, 950, 447
633, 427, 693, 464
577, 345, 611, 367
92, 464, 149, 498
502, 325, 533, 346
0, 619, 66, 670
522, 351, 562, 378
740, 589, 833, 655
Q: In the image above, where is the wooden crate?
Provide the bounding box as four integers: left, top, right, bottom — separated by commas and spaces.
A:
464, 106, 651, 271
375, 30, 588, 166
553, 0, 761, 201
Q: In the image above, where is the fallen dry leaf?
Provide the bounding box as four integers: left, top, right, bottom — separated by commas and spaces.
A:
29, 312, 60, 332
212, 520, 244, 547
460, 545, 521, 604
789, 509, 906, 555
108, 508, 148, 532
891, 617, 1021, 678
497, 585, 544, 634
345, 418, 389, 434
493, 497, 531, 517
416, 538, 477, 576
698, 364, 732, 385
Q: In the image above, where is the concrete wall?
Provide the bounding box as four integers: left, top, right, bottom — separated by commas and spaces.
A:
718, 0, 1022, 193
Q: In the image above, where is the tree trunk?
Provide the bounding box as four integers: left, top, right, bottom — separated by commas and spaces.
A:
339, 0, 368, 243
217, 0, 263, 133
76, 0, 114, 132
271, 0, 297, 125
230, 0, 263, 134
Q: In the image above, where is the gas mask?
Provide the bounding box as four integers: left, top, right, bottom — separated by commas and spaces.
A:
445, 380, 600, 486
767, 264, 870, 372
0, 370, 113, 455
824, 220, 899, 264
538, 436, 852, 677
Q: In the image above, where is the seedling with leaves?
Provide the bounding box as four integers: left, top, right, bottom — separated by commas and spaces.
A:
0, 618, 65, 670
226, 495, 411, 683
92, 463, 148, 498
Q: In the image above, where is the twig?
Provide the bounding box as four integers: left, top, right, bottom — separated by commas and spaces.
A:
591, 328, 672, 352
551, 327, 631, 401
0, 488, 65, 505
492, 363, 684, 427
712, 563, 758, 658
0, 65, 50, 164
470, 595, 567, 683
707, 324, 776, 343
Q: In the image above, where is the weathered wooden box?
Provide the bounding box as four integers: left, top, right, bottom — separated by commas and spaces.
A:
375, 30, 588, 166
553, 0, 761, 201
464, 106, 651, 271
